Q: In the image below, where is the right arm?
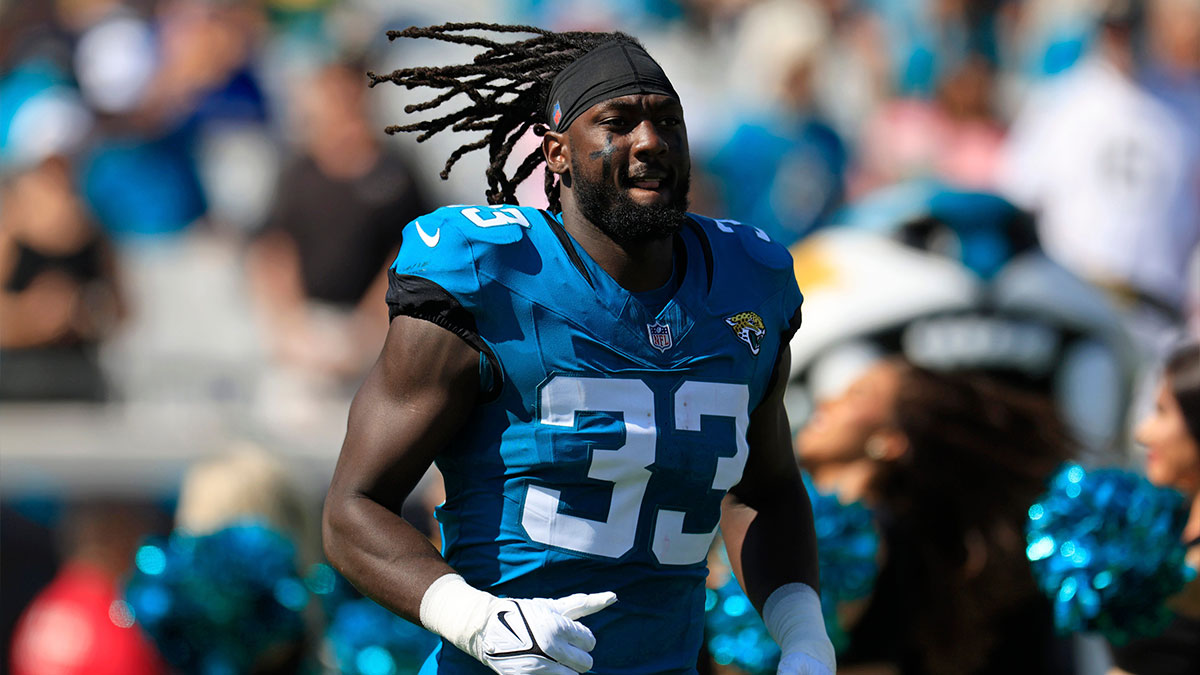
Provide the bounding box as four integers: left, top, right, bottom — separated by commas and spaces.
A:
322, 314, 614, 674
322, 313, 479, 621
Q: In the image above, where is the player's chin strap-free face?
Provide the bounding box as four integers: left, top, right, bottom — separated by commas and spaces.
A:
420, 573, 616, 674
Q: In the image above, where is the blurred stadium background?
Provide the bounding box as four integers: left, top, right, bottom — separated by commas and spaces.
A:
0, 0, 1197, 673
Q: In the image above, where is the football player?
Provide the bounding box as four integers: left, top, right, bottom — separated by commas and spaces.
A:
322, 24, 833, 675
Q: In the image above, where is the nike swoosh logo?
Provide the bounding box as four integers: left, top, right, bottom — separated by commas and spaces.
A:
414, 220, 440, 247
497, 610, 521, 640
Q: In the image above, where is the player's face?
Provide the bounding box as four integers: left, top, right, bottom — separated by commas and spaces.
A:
565, 94, 690, 245
1137, 379, 1200, 495
795, 362, 901, 467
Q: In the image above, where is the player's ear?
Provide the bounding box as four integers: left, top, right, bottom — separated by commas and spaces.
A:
543, 131, 569, 176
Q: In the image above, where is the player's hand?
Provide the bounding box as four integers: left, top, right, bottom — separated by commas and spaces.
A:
762, 584, 836, 675
776, 651, 834, 675
420, 575, 616, 675
478, 592, 617, 674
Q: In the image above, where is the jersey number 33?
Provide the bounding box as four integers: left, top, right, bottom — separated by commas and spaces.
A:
521, 375, 749, 567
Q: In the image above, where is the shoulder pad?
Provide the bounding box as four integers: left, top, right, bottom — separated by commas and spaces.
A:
392, 204, 545, 290
429, 204, 538, 247
689, 214, 794, 271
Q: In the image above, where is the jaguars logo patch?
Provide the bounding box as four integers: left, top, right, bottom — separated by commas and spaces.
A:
725, 311, 767, 356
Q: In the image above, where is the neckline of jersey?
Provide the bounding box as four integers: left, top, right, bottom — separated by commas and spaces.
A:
542, 210, 710, 322
630, 243, 682, 315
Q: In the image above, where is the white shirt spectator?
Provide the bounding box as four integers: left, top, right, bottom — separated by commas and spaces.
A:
1000, 55, 1200, 315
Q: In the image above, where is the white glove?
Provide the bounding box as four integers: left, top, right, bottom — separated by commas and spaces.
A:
420, 574, 617, 674
763, 583, 836, 675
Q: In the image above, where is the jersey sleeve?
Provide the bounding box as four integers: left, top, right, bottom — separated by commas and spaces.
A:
743, 222, 803, 344
386, 208, 503, 399
737, 223, 804, 393
700, 214, 805, 343
780, 269, 804, 344
756, 232, 803, 362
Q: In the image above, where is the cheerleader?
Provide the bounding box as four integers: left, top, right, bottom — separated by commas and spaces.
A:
1111, 342, 1200, 675
795, 358, 1072, 674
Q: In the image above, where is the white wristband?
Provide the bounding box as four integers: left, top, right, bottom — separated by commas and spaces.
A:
762, 583, 836, 674
419, 573, 494, 660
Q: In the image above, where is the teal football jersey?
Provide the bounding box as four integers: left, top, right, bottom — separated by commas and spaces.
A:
386, 205, 803, 674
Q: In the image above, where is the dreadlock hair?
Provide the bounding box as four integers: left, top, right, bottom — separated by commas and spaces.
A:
368, 23, 639, 212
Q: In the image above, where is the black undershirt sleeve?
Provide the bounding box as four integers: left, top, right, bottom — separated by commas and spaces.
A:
386, 270, 504, 402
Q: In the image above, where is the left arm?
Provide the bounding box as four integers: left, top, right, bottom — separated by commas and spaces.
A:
721, 347, 834, 674
722, 347, 818, 600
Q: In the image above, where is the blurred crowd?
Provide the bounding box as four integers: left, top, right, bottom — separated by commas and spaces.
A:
1, 0, 1199, 673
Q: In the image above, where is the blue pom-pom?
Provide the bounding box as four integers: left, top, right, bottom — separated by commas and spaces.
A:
705, 575, 781, 674
124, 523, 309, 673
1026, 463, 1193, 644
704, 477, 880, 673
326, 598, 440, 674
802, 473, 880, 650
304, 561, 362, 619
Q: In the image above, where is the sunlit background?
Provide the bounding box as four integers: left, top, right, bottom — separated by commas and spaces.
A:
1, 0, 1197, 673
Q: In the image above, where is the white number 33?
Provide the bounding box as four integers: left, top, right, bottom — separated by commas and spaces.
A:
521, 376, 749, 566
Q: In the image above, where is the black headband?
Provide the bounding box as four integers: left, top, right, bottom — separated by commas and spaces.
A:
544, 40, 678, 133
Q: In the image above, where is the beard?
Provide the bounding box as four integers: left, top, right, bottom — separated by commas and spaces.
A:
570, 159, 690, 248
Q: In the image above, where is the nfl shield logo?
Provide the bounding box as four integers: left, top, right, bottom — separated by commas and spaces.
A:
647, 321, 673, 352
